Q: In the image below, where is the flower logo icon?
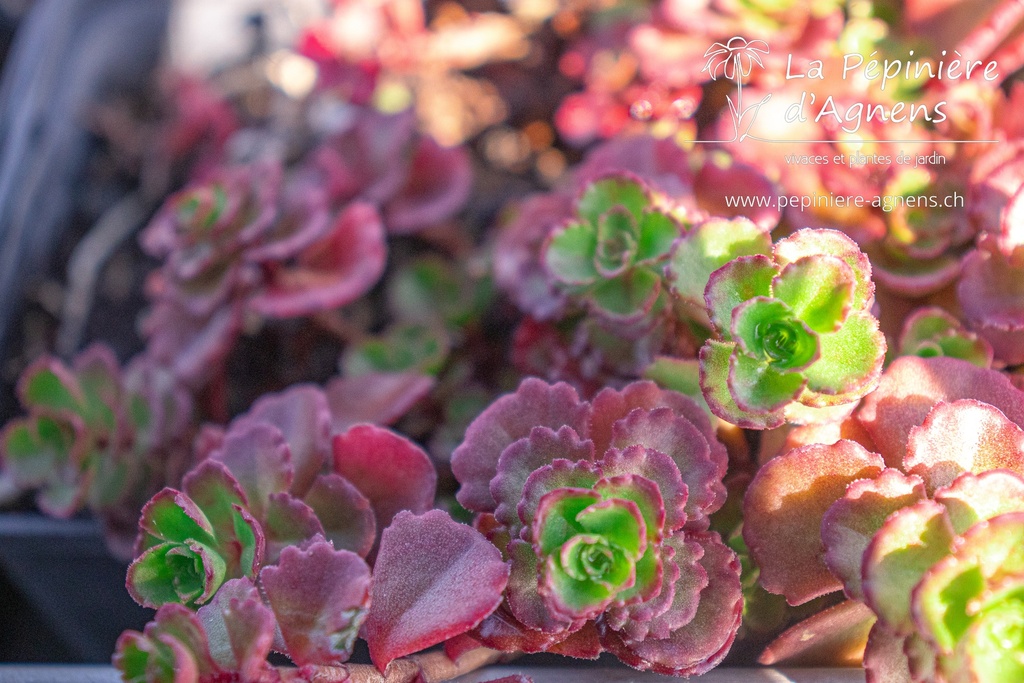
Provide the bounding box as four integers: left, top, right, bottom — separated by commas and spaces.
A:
702, 37, 770, 81
702, 37, 772, 142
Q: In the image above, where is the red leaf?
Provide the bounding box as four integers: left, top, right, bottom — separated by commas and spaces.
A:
857, 356, 1024, 468
261, 541, 371, 666
325, 371, 434, 431
250, 201, 387, 318
743, 440, 885, 605
364, 510, 509, 671
759, 600, 875, 667
332, 424, 436, 534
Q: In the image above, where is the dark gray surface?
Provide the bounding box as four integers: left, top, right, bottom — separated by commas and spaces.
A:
0, 666, 119, 682
0, 667, 867, 682
451, 667, 867, 682
0, 514, 151, 662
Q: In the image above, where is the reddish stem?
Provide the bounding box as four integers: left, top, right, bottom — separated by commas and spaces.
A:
200, 366, 230, 423
279, 647, 506, 683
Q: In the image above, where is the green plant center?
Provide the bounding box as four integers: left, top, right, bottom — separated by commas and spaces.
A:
757, 320, 802, 363
177, 185, 227, 235
166, 547, 204, 600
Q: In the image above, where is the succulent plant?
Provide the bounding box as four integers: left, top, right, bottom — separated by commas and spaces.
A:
697, 228, 886, 429
743, 354, 1024, 681
299, 106, 472, 235
451, 378, 741, 675
118, 375, 516, 681
542, 175, 681, 328
896, 306, 993, 367
118, 540, 374, 681
128, 382, 439, 609
0, 345, 192, 557
139, 161, 389, 389
127, 460, 264, 609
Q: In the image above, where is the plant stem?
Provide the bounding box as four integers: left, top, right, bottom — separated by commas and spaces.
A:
279, 646, 507, 683
55, 191, 155, 357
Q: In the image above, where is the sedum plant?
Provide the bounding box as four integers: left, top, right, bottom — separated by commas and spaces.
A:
542, 175, 681, 328
140, 161, 388, 388
896, 306, 993, 368
743, 356, 1024, 682
451, 378, 742, 676
117, 382, 513, 682
697, 228, 886, 429
1, 345, 192, 556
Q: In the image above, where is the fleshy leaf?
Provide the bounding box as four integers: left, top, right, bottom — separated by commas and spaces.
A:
576, 498, 646, 558
934, 470, 1024, 535
821, 469, 927, 601
114, 604, 221, 683
325, 371, 435, 432
383, 138, 472, 234
600, 532, 742, 677
861, 500, 956, 634
635, 211, 678, 264
857, 356, 1024, 468
181, 461, 264, 579
490, 426, 595, 531
801, 311, 886, 399
731, 298, 819, 371
577, 177, 648, 226
545, 221, 599, 285
452, 378, 590, 512
2, 417, 77, 488
332, 424, 436, 534
743, 440, 885, 605
667, 216, 772, 307
195, 577, 275, 680
589, 381, 723, 469
128, 539, 226, 608
700, 340, 784, 429
703, 254, 776, 335
364, 510, 509, 671
233, 384, 331, 497
18, 358, 83, 418
137, 489, 216, 549
898, 307, 993, 368
729, 350, 807, 412
210, 422, 293, 521
542, 533, 635, 620
342, 324, 450, 377
599, 442, 685, 533
912, 512, 1024, 655
505, 539, 579, 634
303, 473, 376, 558
771, 256, 856, 333
262, 493, 324, 564
903, 399, 1024, 495
957, 246, 1024, 365
759, 600, 875, 667
633, 534, 707, 641
863, 623, 913, 683
588, 268, 662, 321
773, 228, 874, 312
518, 461, 600, 533
261, 541, 371, 666
250, 201, 387, 318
